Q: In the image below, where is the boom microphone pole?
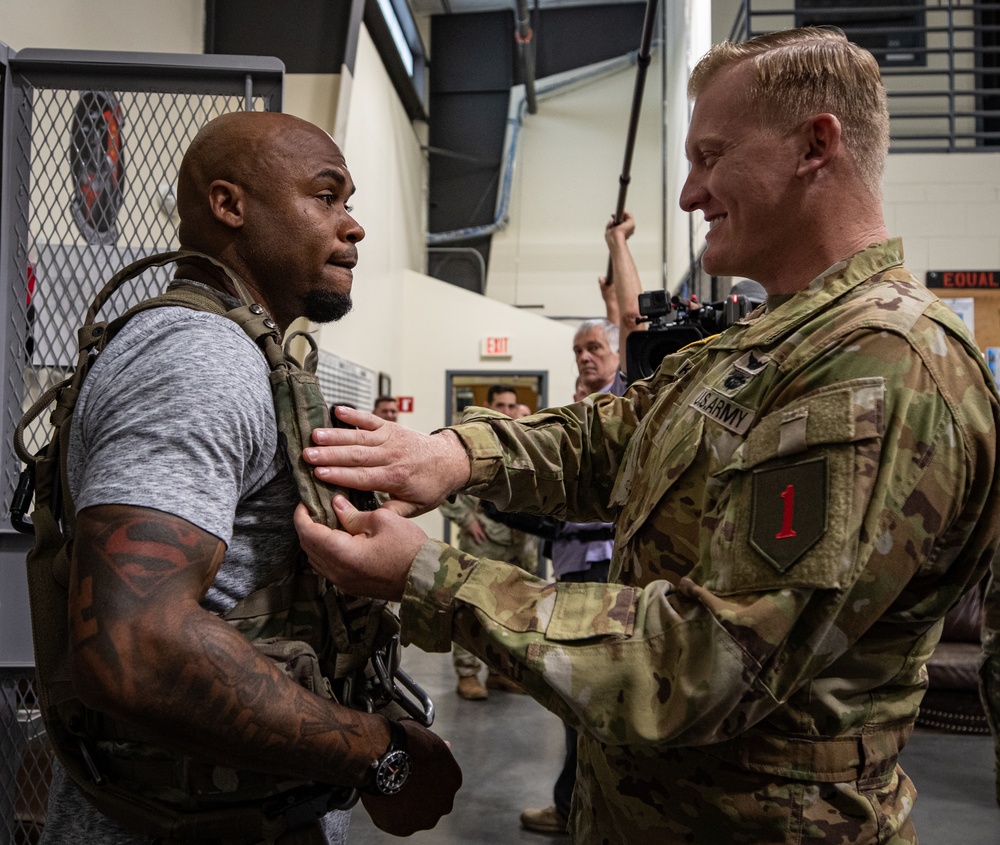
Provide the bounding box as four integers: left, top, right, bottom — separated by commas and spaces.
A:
605, 0, 661, 286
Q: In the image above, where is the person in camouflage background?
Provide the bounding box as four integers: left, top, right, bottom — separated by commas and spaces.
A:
296, 28, 1000, 844
439, 385, 538, 699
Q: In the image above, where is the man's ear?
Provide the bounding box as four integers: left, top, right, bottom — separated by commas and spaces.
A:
207, 179, 245, 229
796, 113, 842, 178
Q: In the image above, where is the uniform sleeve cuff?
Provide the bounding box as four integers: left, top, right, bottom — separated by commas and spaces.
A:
444, 422, 504, 490
400, 539, 479, 652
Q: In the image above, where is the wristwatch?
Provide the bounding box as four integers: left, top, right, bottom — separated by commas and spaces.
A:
366, 719, 411, 796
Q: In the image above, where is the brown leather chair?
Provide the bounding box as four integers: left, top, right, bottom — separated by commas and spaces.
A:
917, 581, 989, 734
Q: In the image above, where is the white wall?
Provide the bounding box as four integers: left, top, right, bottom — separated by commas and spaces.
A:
324, 23, 582, 424
884, 153, 1000, 277
399, 270, 577, 540
0, 0, 202, 51
319, 24, 428, 381
488, 56, 666, 320
399, 269, 578, 435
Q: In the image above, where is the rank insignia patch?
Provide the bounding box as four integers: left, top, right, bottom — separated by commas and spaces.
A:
734, 350, 771, 376
750, 457, 827, 572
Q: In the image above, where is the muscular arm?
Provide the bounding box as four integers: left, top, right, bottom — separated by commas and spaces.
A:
70, 503, 389, 786
605, 212, 645, 365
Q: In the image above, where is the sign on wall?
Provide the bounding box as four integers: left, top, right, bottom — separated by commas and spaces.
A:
480, 336, 511, 358
926, 271, 1000, 289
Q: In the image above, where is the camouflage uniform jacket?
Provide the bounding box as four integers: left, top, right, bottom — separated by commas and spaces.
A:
439, 492, 536, 573
401, 240, 1000, 844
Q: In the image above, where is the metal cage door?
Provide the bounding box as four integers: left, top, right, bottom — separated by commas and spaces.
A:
0, 44, 283, 845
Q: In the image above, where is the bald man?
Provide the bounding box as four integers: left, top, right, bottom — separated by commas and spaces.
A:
41, 112, 460, 845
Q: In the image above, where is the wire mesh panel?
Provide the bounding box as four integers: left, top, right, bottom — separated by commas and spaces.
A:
0, 671, 47, 845
0, 48, 283, 845
6, 79, 281, 512
1, 51, 283, 524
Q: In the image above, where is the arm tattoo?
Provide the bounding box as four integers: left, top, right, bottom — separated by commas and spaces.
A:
70, 506, 224, 680
100, 513, 212, 598
70, 505, 382, 784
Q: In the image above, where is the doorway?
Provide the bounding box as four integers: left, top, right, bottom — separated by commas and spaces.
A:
441, 370, 547, 546
444, 370, 548, 426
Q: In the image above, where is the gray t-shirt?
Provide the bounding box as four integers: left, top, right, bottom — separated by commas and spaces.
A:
41, 303, 350, 844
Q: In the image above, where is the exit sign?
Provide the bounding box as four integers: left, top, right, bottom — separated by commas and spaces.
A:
481, 336, 511, 358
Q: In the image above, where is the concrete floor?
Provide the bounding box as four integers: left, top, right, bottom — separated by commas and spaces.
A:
348, 646, 1000, 845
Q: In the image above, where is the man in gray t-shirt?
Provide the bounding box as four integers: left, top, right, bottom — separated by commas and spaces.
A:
40, 111, 460, 844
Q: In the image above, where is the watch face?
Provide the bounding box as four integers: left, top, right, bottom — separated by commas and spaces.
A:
375, 749, 411, 795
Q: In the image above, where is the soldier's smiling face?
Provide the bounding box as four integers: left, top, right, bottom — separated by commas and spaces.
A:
679, 65, 803, 290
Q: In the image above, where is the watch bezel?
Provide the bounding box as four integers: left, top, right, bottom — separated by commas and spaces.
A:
373, 747, 411, 795
367, 719, 412, 796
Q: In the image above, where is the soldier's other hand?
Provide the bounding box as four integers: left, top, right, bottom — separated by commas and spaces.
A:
467, 517, 487, 545
304, 406, 471, 518
361, 719, 462, 836
294, 499, 425, 601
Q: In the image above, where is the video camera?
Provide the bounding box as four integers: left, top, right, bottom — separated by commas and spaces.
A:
624, 283, 765, 383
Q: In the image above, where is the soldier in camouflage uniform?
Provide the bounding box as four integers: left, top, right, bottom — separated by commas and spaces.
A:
298, 28, 1000, 844
440, 385, 537, 699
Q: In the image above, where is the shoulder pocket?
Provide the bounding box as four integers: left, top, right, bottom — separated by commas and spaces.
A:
701, 378, 885, 594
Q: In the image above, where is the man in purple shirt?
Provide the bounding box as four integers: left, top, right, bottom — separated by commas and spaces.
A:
520, 318, 627, 835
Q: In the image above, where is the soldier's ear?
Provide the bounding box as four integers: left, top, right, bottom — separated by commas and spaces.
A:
207, 180, 245, 230
796, 113, 842, 178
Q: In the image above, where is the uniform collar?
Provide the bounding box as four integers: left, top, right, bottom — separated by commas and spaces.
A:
714, 239, 905, 351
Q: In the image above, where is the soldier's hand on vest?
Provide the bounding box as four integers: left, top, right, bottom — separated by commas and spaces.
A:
294, 499, 425, 601
303, 405, 471, 518
361, 719, 463, 835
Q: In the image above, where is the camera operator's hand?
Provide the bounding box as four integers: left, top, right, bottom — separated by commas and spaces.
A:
303, 406, 471, 518
605, 211, 636, 249
361, 719, 462, 837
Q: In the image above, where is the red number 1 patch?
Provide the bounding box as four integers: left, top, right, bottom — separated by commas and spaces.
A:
750, 457, 827, 573
776, 484, 797, 539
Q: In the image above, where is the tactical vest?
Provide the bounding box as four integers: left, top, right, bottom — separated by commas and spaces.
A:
11, 251, 432, 845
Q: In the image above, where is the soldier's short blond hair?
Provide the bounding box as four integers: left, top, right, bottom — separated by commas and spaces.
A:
688, 27, 889, 195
